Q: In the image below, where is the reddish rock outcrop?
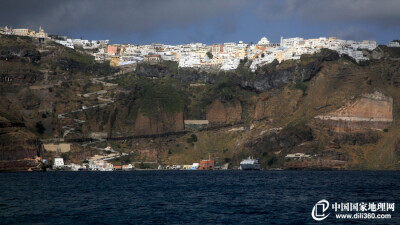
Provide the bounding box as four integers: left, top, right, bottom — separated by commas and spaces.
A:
206, 100, 242, 125
133, 111, 184, 136
314, 91, 393, 132
253, 89, 302, 121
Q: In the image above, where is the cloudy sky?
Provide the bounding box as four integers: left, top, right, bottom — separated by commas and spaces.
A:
1, 0, 399, 44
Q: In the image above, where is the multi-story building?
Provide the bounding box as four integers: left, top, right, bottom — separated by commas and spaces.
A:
107, 45, 118, 55
144, 54, 161, 63
13, 28, 35, 36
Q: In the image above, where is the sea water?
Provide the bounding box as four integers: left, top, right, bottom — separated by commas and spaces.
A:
0, 171, 399, 224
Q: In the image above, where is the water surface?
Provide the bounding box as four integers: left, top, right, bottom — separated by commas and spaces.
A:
0, 171, 398, 224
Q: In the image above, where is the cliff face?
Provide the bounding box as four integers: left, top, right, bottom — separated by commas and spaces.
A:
0, 96, 44, 171
136, 64, 173, 78
314, 91, 393, 132
134, 50, 340, 93
206, 100, 242, 125
248, 50, 339, 92
133, 111, 184, 135
247, 124, 314, 153
3, 35, 400, 171
0, 122, 44, 171
253, 88, 303, 121
254, 97, 269, 120
0, 134, 43, 160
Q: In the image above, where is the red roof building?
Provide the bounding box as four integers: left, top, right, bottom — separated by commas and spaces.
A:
198, 153, 214, 170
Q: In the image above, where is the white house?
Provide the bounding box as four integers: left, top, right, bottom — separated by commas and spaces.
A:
280, 37, 304, 48
53, 158, 64, 168
220, 58, 240, 71
388, 41, 400, 47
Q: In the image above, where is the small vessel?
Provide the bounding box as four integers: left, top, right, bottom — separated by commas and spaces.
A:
240, 156, 261, 170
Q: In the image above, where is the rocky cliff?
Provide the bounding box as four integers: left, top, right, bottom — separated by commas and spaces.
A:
2, 36, 400, 171
247, 124, 314, 153
134, 111, 184, 135
314, 91, 393, 132
135, 49, 340, 93
0, 115, 44, 171
206, 100, 242, 125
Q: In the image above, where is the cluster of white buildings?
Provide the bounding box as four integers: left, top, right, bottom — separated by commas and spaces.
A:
249, 36, 377, 71
53, 157, 85, 171
162, 163, 200, 170
54, 38, 109, 50
51, 145, 133, 171
52, 157, 134, 171
3, 25, 399, 72
95, 36, 379, 71
87, 160, 114, 171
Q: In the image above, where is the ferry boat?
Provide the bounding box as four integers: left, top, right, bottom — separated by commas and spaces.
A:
240, 156, 261, 170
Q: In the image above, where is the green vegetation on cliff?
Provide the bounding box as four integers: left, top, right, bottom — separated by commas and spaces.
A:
139, 79, 184, 117
115, 76, 185, 118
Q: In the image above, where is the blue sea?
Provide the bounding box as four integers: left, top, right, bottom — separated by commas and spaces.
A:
0, 171, 399, 224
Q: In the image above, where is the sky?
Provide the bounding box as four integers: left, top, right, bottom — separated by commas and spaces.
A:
1, 0, 400, 45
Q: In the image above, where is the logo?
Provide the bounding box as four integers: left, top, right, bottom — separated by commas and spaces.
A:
312, 199, 330, 221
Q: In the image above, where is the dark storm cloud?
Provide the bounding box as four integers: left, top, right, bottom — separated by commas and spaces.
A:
1, 0, 399, 44
330, 27, 376, 41
0, 0, 245, 35
256, 0, 400, 27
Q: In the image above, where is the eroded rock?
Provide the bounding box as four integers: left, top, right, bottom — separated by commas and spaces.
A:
314, 91, 393, 132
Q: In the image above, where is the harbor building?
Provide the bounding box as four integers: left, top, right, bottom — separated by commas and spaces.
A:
198, 153, 214, 170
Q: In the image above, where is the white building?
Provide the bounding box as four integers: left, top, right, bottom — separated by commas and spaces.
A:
179, 53, 200, 68
280, 37, 304, 48
285, 153, 311, 160
258, 37, 270, 45
237, 41, 248, 48
191, 163, 199, 170
220, 58, 240, 71
88, 160, 114, 171
388, 41, 400, 47
223, 42, 237, 55
70, 163, 84, 171
54, 40, 74, 49
53, 158, 64, 168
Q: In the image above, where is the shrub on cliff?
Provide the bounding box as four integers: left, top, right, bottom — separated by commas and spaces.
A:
186, 134, 198, 143
294, 82, 308, 96
35, 122, 45, 134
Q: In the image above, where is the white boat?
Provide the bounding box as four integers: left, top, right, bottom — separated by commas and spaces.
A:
240, 156, 261, 170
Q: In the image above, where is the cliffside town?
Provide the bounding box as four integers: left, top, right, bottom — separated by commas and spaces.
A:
0, 26, 385, 72
1, 25, 400, 171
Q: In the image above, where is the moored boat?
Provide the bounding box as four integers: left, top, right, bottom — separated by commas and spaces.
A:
240, 156, 261, 170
